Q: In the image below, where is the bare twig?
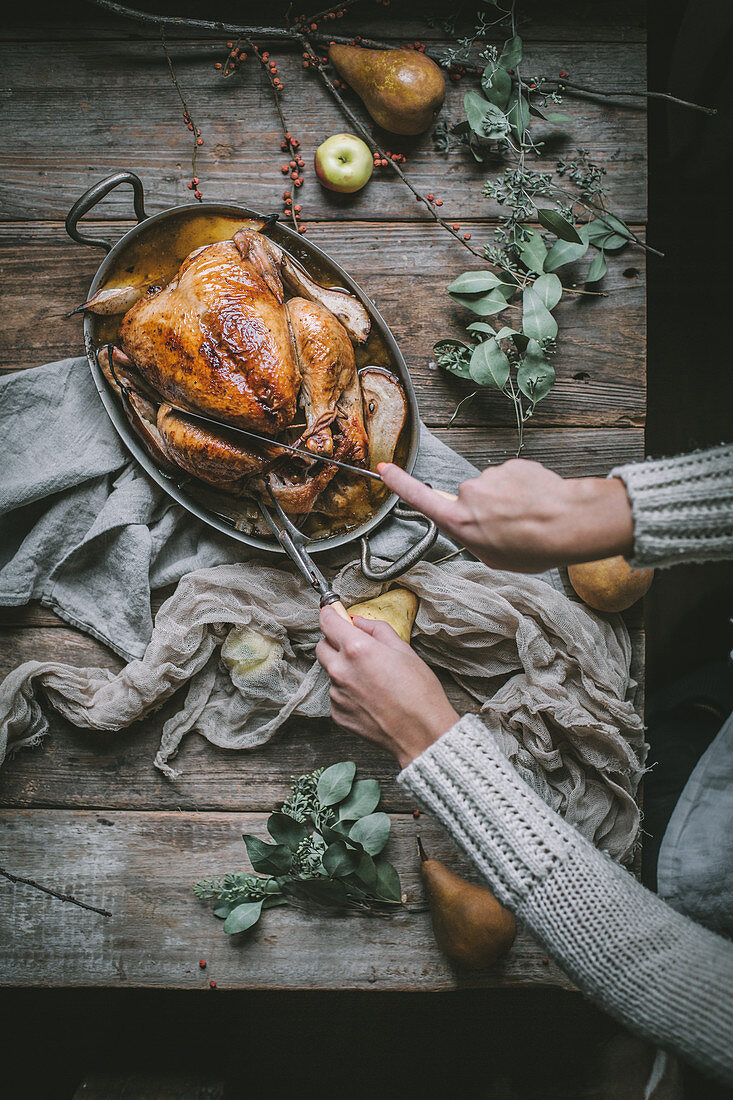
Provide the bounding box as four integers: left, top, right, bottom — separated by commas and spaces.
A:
0, 866, 112, 918
161, 30, 202, 197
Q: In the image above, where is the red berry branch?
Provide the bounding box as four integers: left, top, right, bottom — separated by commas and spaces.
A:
161, 31, 205, 200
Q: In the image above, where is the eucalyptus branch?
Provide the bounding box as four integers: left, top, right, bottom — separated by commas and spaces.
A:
0, 866, 112, 918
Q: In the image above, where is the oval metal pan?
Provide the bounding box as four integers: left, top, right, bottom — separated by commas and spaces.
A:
82, 201, 420, 555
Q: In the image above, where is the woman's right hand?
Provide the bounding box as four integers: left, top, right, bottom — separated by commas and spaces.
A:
378, 458, 634, 574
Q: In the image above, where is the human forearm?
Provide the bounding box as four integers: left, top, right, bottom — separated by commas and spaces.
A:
611, 443, 733, 567
400, 714, 733, 1084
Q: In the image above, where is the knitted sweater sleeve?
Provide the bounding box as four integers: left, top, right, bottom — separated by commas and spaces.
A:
610, 443, 733, 568
399, 713, 733, 1084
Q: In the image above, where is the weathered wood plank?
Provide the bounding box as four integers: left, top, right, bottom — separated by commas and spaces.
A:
1, 1, 646, 44
0, 808, 572, 989
0, 222, 646, 428
3, 41, 646, 221
0, 623, 644, 812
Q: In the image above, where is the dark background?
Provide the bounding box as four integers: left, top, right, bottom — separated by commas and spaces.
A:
2, 1, 732, 1096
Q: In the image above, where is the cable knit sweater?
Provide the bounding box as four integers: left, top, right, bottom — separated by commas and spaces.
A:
400, 716, 733, 1084
399, 446, 733, 1083
611, 443, 733, 567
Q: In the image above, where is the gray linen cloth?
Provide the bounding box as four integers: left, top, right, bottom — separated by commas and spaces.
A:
0, 358, 647, 861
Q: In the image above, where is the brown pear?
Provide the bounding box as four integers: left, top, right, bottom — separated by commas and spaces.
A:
329, 45, 445, 135
419, 839, 516, 968
568, 555, 653, 613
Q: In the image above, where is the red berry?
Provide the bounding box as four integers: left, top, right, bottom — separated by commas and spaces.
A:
426, 193, 434, 201
299, 225, 307, 233
435, 198, 443, 206
292, 140, 300, 148
303, 61, 310, 68
285, 196, 292, 205
412, 809, 420, 819
290, 171, 298, 179
187, 181, 194, 190
294, 204, 302, 213
226, 41, 233, 48
289, 160, 296, 167
294, 178, 303, 187
199, 960, 207, 969
281, 165, 289, 173
262, 52, 269, 61
241, 52, 247, 60
452, 223, 460, 230
463, 232, 471, 240
559, 70, 568, 78
187, 123, 194, 131
282, 190, 290, 199
271, 67, 278, 75
209, 980, 217, 988
311, 22, 317, 30
194, 190, 202, 200
214, 62, 222, 70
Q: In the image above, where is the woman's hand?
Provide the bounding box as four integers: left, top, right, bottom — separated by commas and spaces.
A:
378, 458, 634, 574
316, 605, 459, 770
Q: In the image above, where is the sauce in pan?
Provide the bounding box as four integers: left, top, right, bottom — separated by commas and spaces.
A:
89, 207, 409, 542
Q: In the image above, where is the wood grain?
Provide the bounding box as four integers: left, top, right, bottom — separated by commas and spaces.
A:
0, 808, 573, 990
0, 623, 644, 812
0, 222, 646, 429
3, 41, 646, 222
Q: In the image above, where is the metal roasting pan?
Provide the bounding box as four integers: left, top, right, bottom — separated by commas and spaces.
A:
66, 170, 437, 579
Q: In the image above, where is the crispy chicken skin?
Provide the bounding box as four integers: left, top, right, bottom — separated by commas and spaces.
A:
119, 230, 300, 435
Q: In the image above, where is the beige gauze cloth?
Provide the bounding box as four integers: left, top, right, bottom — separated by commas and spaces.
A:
0, 556, 646, 863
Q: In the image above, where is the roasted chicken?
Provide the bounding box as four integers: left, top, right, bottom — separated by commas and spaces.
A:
85, 224, 406, 524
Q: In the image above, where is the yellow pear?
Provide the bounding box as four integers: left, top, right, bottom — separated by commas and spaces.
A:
329, 45, 445, 135
568, 555, 653, 613
419, 839, 516, 968
346, 588, 418, 643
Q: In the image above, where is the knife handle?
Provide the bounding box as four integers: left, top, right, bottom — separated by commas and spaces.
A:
320, 593, 352, 621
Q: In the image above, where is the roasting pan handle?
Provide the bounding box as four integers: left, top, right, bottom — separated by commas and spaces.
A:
65, 171, 148, 253
360, 505, 438, 582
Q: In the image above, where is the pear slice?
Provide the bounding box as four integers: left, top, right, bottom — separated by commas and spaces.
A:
346, 588, 418, 643
359, 367, 408, 470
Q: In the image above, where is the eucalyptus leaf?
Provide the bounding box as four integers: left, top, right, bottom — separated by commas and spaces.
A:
374, 858, 402, 902
464, 91, 492, 135
531, 272, 563, 310
528, 103, 547, 120
213, 903, 233, 919
448, 271, 505, 294
469, 339, 511, 389
262, 894, 289, 910
446, 391, 478, 427
536, 209, 583, 244
338, 778, 381, 821
267, 812, 309, 850
284, 877, 348, 907
348, 812, 391, 856
242, 834, 294, 875
223, 899, 264, 935
522, 286, 558, 342
546, 112, 572, 123
517, 339, 556, 404
322, 840, 362, 878
586, 216, 630, 250
348, 851, 378, 892
498, 35, 522, 70
507, 89, 530, 141
467, 321, 499, 335
586, 250, 607, 282
316, 761, 356, 806
543, 229, 589, 271
482, 64, 511, 109
517, 226, 547, 275
450, 290, 511, 317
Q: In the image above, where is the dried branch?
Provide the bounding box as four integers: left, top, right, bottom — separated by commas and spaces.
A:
0, 866, 112, 918
86, 1, 716, 117
161, 30, 203, 198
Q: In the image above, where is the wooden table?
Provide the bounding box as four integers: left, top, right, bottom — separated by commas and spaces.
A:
0, 2, 646, 991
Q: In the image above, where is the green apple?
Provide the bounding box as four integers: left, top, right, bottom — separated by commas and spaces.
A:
314, 133, 374, 194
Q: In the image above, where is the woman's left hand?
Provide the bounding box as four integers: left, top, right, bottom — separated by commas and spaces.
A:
316, 604, 459, 770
